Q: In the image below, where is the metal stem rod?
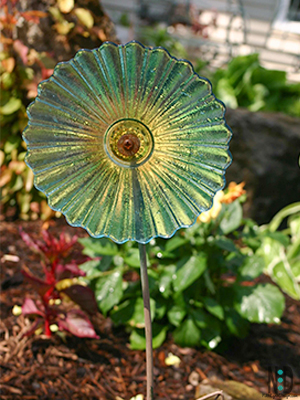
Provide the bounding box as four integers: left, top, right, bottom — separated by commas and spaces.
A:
138, 243, 154, 400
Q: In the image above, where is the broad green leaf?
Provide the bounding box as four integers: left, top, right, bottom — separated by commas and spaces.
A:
173, 317, 201, 347
110, 298, 135, 325
287, 237, 300, 260
271, 260, 300, 300
203, 269, 216, 295
155, 298, 167, 319
259, 236, 300, 299
239, 255, 265, 279
268, 202, 300, 232
150, 325, 168, 349
258, 237, 282, 268
203, 297, 224, 320
190, 308, 220, 331
167, 305, 186, 327
122, 280, 140, 299
248, 83, 268, 112
227, 53, 259, 86
252, 66, 286, 89
220, 201, 243, 235
165, 236, 188, 252
219, 288, 249, 337
265, 231, 289, 247
128, 297, 156, 328
199, 313, 221, 348
234, 283, 285, 323
225, 309, 249, 337
113, 254, 124, 267
79, 237, 118, 257
173, 291, 186, 309
0, 97, 21, 115
290, 257, 300, 281
158, 264, 176, 298
124, 248, 140, 268
79, 257, 112, 276
147, 268, 159, 293
226, 252, 245, 270
214, 237, 238, 253
130, 324, 167, 350
152, 245, 176, 260
78, 260, 100, 275
95, 268, 123, 314
173, 254, 207, 292
289, 215, 300, 241
215, 78, 238, 108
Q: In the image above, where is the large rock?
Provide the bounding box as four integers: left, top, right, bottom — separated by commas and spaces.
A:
195, 378, 262, 400
225, 108, 300, 224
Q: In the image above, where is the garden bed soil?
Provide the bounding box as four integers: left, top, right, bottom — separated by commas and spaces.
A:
1, 218, 300, 399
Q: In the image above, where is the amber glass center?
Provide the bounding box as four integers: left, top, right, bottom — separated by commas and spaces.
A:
104, 119, 154, 168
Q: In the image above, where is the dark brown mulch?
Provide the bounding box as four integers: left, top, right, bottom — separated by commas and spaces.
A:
1, 218, 300, 400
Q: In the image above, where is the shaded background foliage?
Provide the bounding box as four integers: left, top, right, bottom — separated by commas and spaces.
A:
0, 0, 117, 220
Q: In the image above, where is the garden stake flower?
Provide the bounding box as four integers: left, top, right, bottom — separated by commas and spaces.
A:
23, 41, 232, 399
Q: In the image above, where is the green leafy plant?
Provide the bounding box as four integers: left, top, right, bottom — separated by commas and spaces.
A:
252, 203, 300, 300
211, 53, 300, 117
79, 184, 299, 350
138, 26, 187, 59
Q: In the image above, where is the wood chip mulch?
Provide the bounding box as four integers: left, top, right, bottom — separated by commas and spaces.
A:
1, 219, 300, 399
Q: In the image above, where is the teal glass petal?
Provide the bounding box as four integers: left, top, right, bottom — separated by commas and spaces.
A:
23, 41, 232, 244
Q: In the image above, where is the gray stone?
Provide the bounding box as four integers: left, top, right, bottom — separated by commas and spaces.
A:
196, 378, 262, 400
225, 108, 300, 224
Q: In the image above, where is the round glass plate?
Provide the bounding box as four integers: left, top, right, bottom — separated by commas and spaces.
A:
23, 41, 232, 244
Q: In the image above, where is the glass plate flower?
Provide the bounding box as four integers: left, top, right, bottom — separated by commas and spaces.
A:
23, 41, 232, 244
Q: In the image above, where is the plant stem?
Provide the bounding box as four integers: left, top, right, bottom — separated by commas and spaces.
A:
138, 243, 154, 400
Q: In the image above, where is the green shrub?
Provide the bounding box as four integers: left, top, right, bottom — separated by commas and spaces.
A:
79, 185, 300, 350
138, 26, 188, 59
211, 53, 300, 117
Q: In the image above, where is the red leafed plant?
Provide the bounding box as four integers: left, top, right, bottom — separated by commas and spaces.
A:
20, 228, 99, 339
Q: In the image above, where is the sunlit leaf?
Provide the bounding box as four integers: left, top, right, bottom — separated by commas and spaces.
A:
234, 283, 285, 323
167, 305, 186, 327
95, 268, 123, 314
173, 254, 206, 292
74, 8, 94, 29
57, 0, 74, 13
130, 323, 167, 350
0, 98, 22, 115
